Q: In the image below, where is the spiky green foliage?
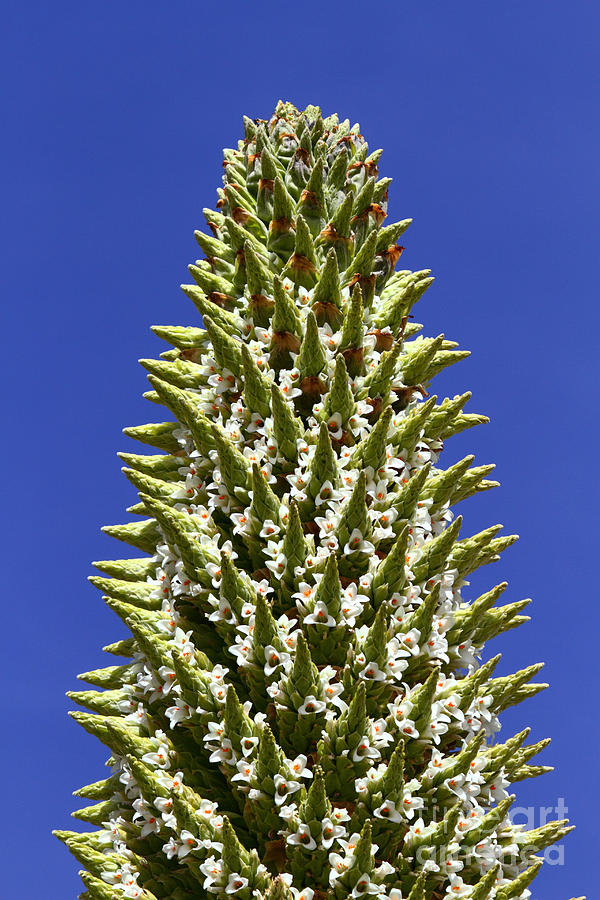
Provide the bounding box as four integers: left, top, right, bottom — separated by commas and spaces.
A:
57, 102, 578, 900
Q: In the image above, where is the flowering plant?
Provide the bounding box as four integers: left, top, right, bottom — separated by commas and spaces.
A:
56, 102, 579, 900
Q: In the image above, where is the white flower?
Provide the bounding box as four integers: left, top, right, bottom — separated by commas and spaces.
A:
322, 678, 346, 710
229, 637, 252, 666
205, 560, 223, 586
456, 812, 480, 835
211, 663, 229, 681
321, 817, 346, 848
200, 856, 223, 891
132, 798, 161, 837
142, 742, 170, 769
209, 739, 237, 765
231, 512, 250, 535
260, 518, 281, 539
351, 874, 380, 896
440, 854, 464, 876
278, 803, 299, 824
344, 529, 375, 555
209, 681, 228, 703
294, 582, 316, 611
165, 699, 191, 728
370, 480, 391, 505
445, 773, 468, 801
337, 832, 363, 854
274, 773, 302, 805
370, 719, 394, 749
280, 370, 302, 400
331, 806, 351, 824
396, 628, 421, 656
154, 795, 174, 820
171, 471, 202, 500
348, 409, 371, 439
373, 800, 403, 822
287, 823, 317, 850
287, 754, 313, 779
124, 701, 148, 727
155, 770, 184, 794
485, 771, 510, 802
231, 760, 254, 785
372, 521, 395, 543
472, 694, 494, 721
162, 836, 179, 859
424, 708, 451, 745
102, 864, 140, 893
388, 698, 418, 738
225, 873, 249, 893
400, 789, 425, 819
352, 737, 380, 762
441, 693, 465, 721
359, 661, 387, 682
456, 639, 477, 668
288, 470, 309, 493
208, 596, 237, 624
326, 411, 343, 440
444, 875, 471, 897
315, 509, 340, 540
263, 645, 291, 675
291, 889, 315, 900
375, 862, 395, 882
423, 750, 447, 780
266, 552, 287, 578
424, 634, 450, 663
404, 816, 436, 844
198, 799, 218, 818
298, 694, 327, 715
207, 370, 236, 394
254, 578, 273, 598
315, 480, 345, 507
246, 411, 269, 435
240, 735, 259, 757
329, 852, 351, 883
267, 681, 283, 700
178, 830, 201, 858
303, 602, 336, 627
203, 720, 225, 745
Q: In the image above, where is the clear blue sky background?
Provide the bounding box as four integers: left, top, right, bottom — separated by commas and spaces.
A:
2, 2, 598, 898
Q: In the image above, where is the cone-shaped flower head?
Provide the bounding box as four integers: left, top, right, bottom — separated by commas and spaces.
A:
58, 102, 576, 900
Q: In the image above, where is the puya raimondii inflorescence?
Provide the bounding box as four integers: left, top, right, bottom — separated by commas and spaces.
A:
56, 102, 579, 900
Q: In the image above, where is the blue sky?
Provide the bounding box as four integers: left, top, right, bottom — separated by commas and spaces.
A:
2, 2, 598, 897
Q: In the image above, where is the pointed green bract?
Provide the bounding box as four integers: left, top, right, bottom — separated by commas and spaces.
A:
59, 102, 574, 900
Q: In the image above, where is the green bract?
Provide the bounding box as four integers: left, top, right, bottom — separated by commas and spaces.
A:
57, 102, 578, 900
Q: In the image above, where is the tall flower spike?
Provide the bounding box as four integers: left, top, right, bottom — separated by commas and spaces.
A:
275, 631, 325, 754
339, 282, 365, 376
270, 277, 303, 371
298, 155, 325, 236
282, 215, 318, 289
321, 353, 356, 429
303, 421, 339, 509
296, 311, 327, 413
311, 248, 343, 328
271, 382, 302, 464
321, 189, 354, 269
242, 344, 271, 421
269, 177, 297, 258
59, 102, 577, 900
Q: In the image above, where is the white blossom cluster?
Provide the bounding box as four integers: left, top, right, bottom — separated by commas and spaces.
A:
86, 277, 539, 899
